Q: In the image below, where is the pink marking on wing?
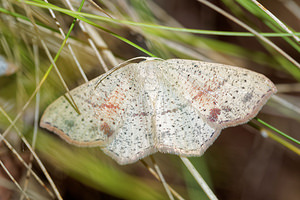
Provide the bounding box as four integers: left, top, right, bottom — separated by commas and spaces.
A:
100, 122, 113, 137
100, 103, 120, 110
91, 84, 128, 136
189, 77, 225, 109
208, 108, 221, 122
96, 86, 127, 116
192, 91, 204, 100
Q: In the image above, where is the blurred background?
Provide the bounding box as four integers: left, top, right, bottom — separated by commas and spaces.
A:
0, 0, 299, 199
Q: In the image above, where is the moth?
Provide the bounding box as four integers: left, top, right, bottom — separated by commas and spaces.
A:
40, 59, 276, 165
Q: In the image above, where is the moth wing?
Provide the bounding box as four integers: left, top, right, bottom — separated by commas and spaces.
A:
102, 77, 156, 165
40, 63, 139, 146
161, 59, 277, 128
154, 67, 220, 156
40, 76, 108, 146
